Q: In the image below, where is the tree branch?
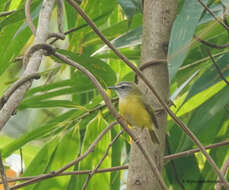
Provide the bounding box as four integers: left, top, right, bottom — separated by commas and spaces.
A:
0, 0, 56, 131
205, 48, 229, 86
0, 73, 41, 109
82, 130, 124, 190
0, 10, 16, 17
2, 166, 128, 184
25, 0, 36, 35
57, 0, 64, 34
194, 35, 229, 49
164, 140, 229, 161
216, 156, 229, 190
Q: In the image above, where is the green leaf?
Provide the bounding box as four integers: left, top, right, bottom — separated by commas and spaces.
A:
118, 0, 142, 19
165, 156, 201, 190
76, 113, 111, 190
32, 128, 80, 190
183, 52, 229, 104
198, 115, 229, 190
1, 110, 77, 158
93, 26, 142, 55
82, 20, 129, 50
179, 86, 229, 151
110, 126, 123, 190
19, 100, 77, 109
21, 137, 60, 190
69, 0, 116, 51
55, 49, 116, 87
172, 80, 225, 118
168, 0, 208, 82
170, 70, 200, 101
25, 80, 72, 97
0, 0, 41, 75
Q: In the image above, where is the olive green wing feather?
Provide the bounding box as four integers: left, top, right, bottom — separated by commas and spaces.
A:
141, 98, 159, 129
140, 97, 160, 144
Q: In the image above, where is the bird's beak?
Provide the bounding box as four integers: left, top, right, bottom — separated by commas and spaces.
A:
108, 86, 117, 90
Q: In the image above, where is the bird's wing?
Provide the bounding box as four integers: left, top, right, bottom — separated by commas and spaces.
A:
141, 97, 159, 129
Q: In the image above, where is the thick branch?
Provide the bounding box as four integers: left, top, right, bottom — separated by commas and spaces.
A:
0, 0, 56, 131
0, 73, 40, 109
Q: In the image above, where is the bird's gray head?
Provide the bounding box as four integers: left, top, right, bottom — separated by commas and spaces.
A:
108, 81, 139, 99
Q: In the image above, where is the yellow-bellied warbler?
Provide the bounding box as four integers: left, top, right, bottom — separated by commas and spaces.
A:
108, 81, 160, 144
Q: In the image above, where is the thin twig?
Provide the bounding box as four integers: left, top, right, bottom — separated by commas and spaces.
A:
2, 140, 229, 185
66, 0, 229, 188
47, 32, 65, 40
179, 50, 229, 71
23, 43, 55, 66
0, 153, 9, 190
194, 35, 229, 49
216, 156, 229, 190
71, 97, 118, 123
82, 130, 123, 190
10, 121, 117, 190
2, 166, 128, 184
49, 24, 88, 44
25, 0, 36, 35
57, 0, 64, 34
198, 0, 229, 31
0, 73, 41, 109
0, 10, 16, 17
135, 59, 167, 83
164, 140, 229, 161
206, 48, 229, 86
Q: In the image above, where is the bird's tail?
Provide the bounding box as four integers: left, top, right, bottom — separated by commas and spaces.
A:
149, 129, 160, 144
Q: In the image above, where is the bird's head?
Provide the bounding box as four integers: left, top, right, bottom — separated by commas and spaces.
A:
108, 81, 140, 99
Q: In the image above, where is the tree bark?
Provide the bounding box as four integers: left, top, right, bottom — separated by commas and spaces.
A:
0, 0, 55, 130
127, 0, 177, 189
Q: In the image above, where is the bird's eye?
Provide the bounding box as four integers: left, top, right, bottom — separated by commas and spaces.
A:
120, 85, 125, 89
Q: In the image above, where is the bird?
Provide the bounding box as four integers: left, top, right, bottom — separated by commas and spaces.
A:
108, 81, 160, 144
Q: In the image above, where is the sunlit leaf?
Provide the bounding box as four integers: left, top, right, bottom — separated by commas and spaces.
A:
76, 113, 111, 190
168, 0, 208, 82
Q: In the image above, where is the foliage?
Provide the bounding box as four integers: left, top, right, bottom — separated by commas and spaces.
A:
0, 0, 228, 189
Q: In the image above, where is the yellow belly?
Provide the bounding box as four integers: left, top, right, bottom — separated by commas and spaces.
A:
119, 95, 152, 129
